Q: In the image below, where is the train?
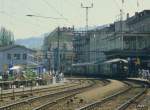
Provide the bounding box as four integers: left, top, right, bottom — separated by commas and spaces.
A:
98, 58, 128, 77
71, 58, 128, 78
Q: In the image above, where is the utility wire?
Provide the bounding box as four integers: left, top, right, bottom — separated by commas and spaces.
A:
19, 0, 41, 15
0, 11, 47, 32
113, 0, 121, 10
41, 0, 74, 26
41, 0, 68, 20
0, 0, 48, 28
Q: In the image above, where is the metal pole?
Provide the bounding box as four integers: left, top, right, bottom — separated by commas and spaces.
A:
81, 3, 93, 74
120, 9, 124, 50
86, 7, 88, 31
12, 80, 15, 100
81, 3, 93, 31
30, 80, 33, 96
49, 57, 51, 74
121, 1, 124, 50
57, 27, 60, 74
0, 82, 3, 101
22, 84, 24, 95
71, 54, 73, 77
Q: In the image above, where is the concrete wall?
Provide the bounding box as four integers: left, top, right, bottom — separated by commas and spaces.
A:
128, 17, 150, 32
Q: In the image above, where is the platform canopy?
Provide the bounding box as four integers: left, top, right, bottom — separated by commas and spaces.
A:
104, 58, 128, 63
72, 62, 96, 66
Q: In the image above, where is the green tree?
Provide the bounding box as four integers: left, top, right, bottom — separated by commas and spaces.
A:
0, 27, 14, 47
24, 69, 37, 80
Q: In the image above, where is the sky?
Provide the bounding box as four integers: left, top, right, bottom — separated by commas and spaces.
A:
0, 0, 150, 39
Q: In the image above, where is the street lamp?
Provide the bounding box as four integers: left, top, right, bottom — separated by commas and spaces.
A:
12, 57, 16, 100
26, 14, 67, 82
26, 14, 68, 20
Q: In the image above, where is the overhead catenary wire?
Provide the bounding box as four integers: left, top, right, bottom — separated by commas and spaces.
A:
40, 0, 74, 26
41, 0, 68, 20
0, 0, 52, 31
0, 11, 53, 40
17, 0, 41, 15
0, 11, 47, 29
113, 0, 121, 10
0, 0, 67, 29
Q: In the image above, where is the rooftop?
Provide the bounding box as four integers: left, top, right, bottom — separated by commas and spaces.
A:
0, 45, 36, 52
127, 10, 150, 24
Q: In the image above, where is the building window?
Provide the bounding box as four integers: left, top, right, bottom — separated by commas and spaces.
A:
7, 54, 11, 60
14, 54, 20, 60
23, 54, 27, 60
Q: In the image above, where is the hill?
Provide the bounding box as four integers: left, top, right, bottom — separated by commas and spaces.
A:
15, 36, 44, 50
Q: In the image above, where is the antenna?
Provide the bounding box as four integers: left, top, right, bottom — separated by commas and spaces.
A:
121, 0, 124, 50
120, 0, 124, 21
137, 0, 140, 12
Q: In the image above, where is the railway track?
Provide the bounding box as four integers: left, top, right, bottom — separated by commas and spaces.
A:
0, 79, 97, 110
32, 79, 110, 110
124, 88, 149, 110
0, 81, 80, 106
76, 80, 148, 110
1, 82, 78, 99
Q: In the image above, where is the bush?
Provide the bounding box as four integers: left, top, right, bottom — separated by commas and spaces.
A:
24, 69, 37, 80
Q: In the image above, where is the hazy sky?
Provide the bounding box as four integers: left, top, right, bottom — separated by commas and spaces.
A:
0, 0, 150, 39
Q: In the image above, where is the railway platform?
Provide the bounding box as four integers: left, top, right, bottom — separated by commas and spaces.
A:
1, 80, 68, 95
128, 78, 149, 82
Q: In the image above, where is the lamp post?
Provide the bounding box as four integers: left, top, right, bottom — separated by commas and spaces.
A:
11, 56, 17, 100
26, 14, 67, 81
57, 27, 60, 75
30, 80, 33, 96
12, 70, 15, 100
47, 50, 51, 74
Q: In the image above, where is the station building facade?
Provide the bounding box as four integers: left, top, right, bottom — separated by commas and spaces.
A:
73, 10, 150, 76
0, 45, 36, 74
43, 27, 74, 73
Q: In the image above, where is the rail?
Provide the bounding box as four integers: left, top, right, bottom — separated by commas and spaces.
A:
33, 80, 96, 110
76, 87, 131, 110
0, 80, 94, 110
76, 80, 148, 110
116, 86, 147, 110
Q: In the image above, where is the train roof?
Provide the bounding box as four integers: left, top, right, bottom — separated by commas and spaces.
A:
104, 58, 128, 64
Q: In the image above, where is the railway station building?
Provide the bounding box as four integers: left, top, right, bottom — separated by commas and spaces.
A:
73, 10, 150, 77
43, 27, 74, 74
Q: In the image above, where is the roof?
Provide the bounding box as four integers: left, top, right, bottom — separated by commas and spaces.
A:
72, 62, 96, 66
104, 58, 128, 63
127, 10, 150, 24
0, 45, 36, 52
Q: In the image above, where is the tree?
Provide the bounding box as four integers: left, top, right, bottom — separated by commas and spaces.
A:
0, 27, 14, 47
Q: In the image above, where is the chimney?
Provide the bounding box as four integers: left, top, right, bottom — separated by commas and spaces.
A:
135, 12, 138, 16
126, 13, 129, 20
